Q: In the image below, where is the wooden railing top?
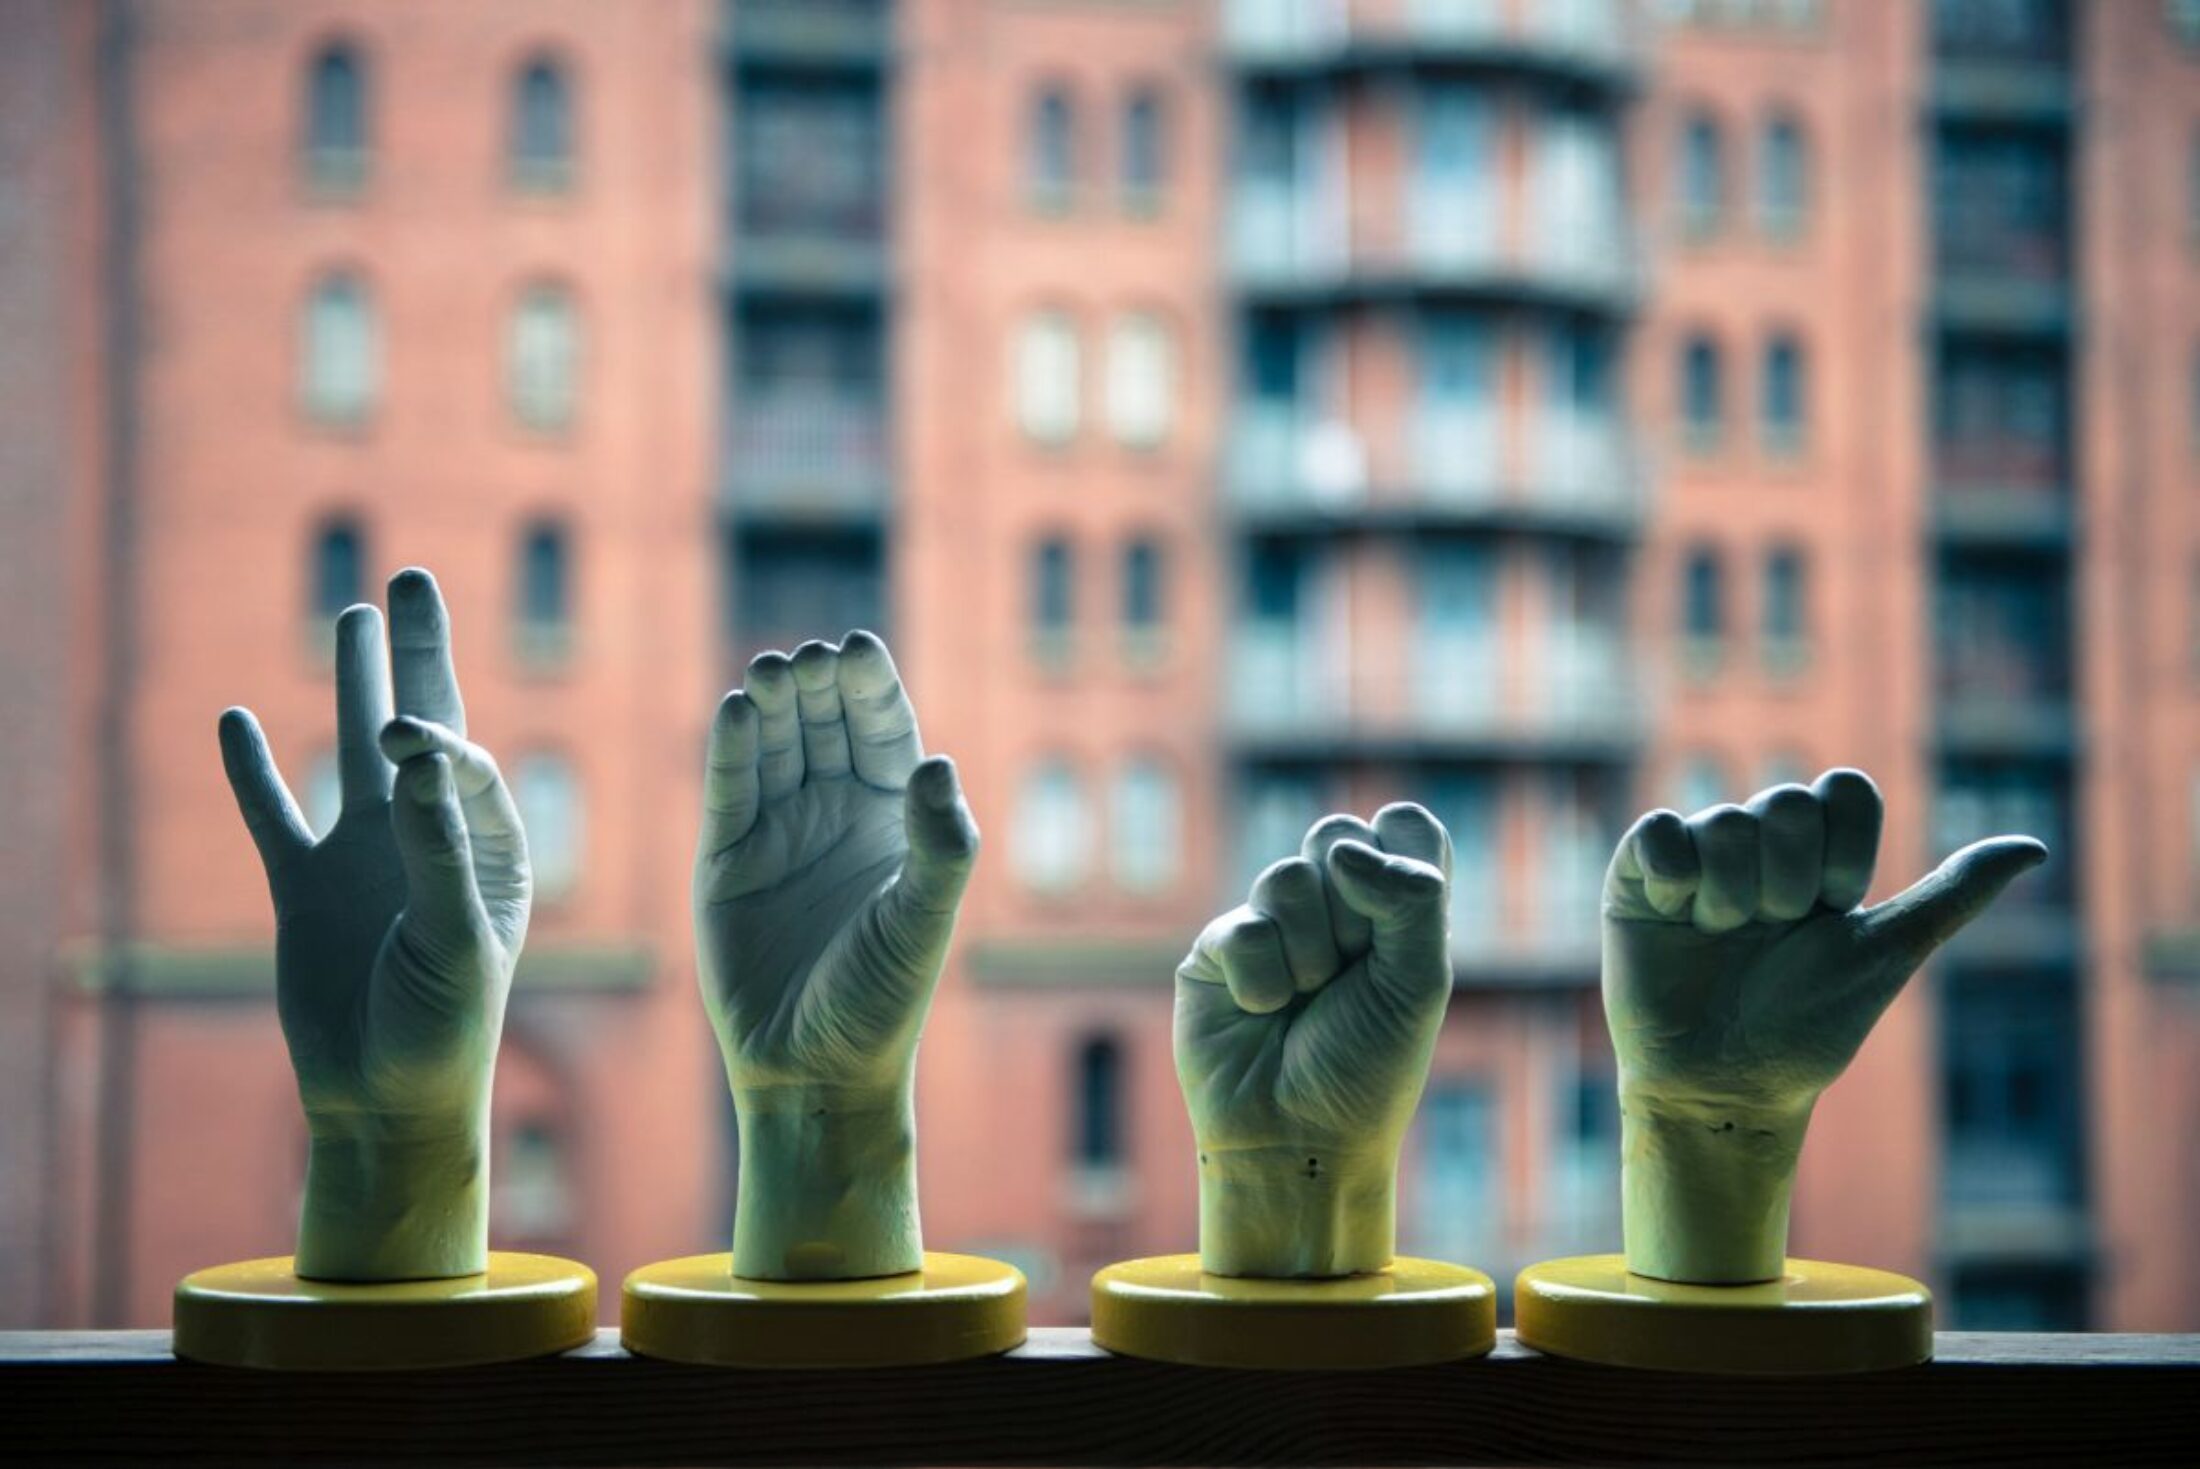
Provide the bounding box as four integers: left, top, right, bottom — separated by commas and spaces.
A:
5, 1327, 2196, 1466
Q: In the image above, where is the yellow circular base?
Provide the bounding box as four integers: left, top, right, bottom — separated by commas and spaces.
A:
1091, 1254, 1495, 1370
1515, 1254, 1932, 1375
173, 1252, 598, 1371
620, 1251, 1026, 1367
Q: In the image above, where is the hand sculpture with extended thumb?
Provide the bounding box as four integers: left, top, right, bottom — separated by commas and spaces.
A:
220, 569, 528, 1281
1176, 804, 1453, 1278
1603, 768, 2045, 1284
695, 632, 979, 1281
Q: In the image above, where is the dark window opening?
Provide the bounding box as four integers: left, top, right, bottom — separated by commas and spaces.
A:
312, 519, 365, 622
511, 56, 573, 190
1075, 1034, 1124, 1168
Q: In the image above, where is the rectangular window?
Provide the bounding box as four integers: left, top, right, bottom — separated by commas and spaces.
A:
1933, 130, 2066, 283
730, 529, 883, 658
737, 77, 885, 242
1940, 967, 2083, 1230
1933, 554, 2069, 707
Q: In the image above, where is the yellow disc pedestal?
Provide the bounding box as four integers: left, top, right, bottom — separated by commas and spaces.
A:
172, 1253, 598, 1370
620, 1251, 1026, 1368
1091, 1254, 1496, 1370
1514, 1254, 1932, 1375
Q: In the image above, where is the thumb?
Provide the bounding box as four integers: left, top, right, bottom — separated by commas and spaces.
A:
389, 753, 491, 943
1855, 836, 2047, 971
887, 755, 979, 923
1324, 839, 1448, 988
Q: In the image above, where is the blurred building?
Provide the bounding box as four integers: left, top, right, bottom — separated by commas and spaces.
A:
1, 0, 2197, 1332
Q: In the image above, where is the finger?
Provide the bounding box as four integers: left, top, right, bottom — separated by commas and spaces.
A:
1301, 813, 1378, 958
700, 691, 762, 850
1372, 802, 1451, 882
1856, 836, 2048, 972
1750, 783, 1824, 922
1687, 804, 1759, 933
1606, 809, 1697, 919
218, 707, 311, 867
387, 567, 466, 736
1324, 839, 1449, 990
1815, 767, 1882, 911
388, 753, 491, 942
889, 755, 980, 919
383, 716, 529, 944
1250, 856, 1340, 992
332, 604, 395, 809
1214, 910, 1295, 1016
789, 639, 853, 781
746, 652, 804, 801
838, 630, 924, 789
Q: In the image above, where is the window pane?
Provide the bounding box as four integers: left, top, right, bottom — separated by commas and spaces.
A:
1110, 756, 1181, 891
1122, 538, 1164, 631
514, 754, 584, 899
1016, 310, 1081, 443
1763, 334, 1805, 447
1682, 334, 1722, 445
509, 286, 579, 430
1013, 759, 1091, 891
1680, 112, 1722, 232
511, 57, 573, 187
520, 523, 569, 627
1032, 537, 1073, 634
302, 274, 377, 424
1683, 546, 1723, 638
1105, 311, 1174, 447
1074, 1036, 1124, 1167
305, 44, 367, 170
1764, 546, 1807, 642
1122, 86, 1166, 202
312, 520, 364, 619
1759, 114, 1807, 234
739, 77, 884, 241
1029, 86, 1076, 206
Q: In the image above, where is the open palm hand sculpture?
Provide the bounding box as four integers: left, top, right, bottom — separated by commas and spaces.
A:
220, 569, 527, 1281
696, 633, 978, 1281
1177, 804, 1453, 1277
1603, 768, 2044, 1283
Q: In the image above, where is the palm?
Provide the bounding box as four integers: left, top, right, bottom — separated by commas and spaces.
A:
1177, 807, 1453, 1156
695, 635, 978, 1097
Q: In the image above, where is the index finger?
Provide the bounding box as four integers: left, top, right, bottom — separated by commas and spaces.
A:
388, 567, 467, 736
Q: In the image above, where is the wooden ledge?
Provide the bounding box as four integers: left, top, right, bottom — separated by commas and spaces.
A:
3, 1327, 2195, 1465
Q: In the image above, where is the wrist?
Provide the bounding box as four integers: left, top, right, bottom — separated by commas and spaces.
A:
297, 1127, 488, 1281
733, 1083, 920, 1281
1197, 1143, 1394, 1278
1618, 1090, 1812, 1284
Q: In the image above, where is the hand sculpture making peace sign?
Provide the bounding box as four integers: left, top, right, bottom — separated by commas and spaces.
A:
1176, 804, 1453, 1278
695, 633, 978, 1281
220, 569, 527, 1281
1603, 768, 2045, 1283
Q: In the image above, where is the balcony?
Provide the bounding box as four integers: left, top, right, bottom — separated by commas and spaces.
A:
1931, 1, 2072, 124
723, 0, 891, 68
1226, 625, 1640, 762
10, 1327, 2197, 1465
1228, 185, 1639, 314
1935, 689, 2076, 759
1220, 0, 1642, 91
725, 397, 889, 521
1226, 406, 1644, 539
1932, 473, 2074, 551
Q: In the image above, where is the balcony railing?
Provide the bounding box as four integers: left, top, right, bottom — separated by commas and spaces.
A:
8, 1327, 2196, 1465
724, 0, 891, 65
1220, 0, 1642, 85
1227, 407, 1643, 536
1226, 626, 1640, 759
726, 397, 889, 518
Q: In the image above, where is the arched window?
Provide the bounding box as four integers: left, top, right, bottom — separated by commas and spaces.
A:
1015, 309, 1081, 445
304, 42, 368, 188
517, 521, 571, 657
1759, 111, 1808, 237
1121, 85, 1167, 209
1110, 756, 1182, 892
1104, 310, 1176, 447
1073, 1035, 1125, 1168
514, 753, 584, 899
510, 54, 574, 191
301, 272, 378, 425
508, 284, 579, 431
1682, 545, 1724, 643
1012, 759, 1090, 893
311, 518, 365, 621
1121, 538, 1164, 634
1681, 333, 1723, 451
1028, 85, 1078, 210
1762, 332, 1806, 453
1679, 110, 1724, 237
1764, 544, 1809, 653
1032, 536, 1074, 639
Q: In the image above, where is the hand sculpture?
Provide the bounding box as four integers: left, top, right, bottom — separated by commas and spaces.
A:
696, 633, 979, 1281
220, 569, 528, 1281
1604, 768, 2045, 1284
1177, 805, 1453, 1278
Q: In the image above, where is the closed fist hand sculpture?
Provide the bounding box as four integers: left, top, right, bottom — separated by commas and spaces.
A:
1177, 805, 1453, 1277
220, 570, 527, 1281
696, 633, 978, 1280
1604, 769, 2044, 1283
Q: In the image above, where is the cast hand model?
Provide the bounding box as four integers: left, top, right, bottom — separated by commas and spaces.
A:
1176, 805, 1453, 1278
220, 569, 529, 1281
1604, 769, 2045, 1284
696, 633, 978, 1281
